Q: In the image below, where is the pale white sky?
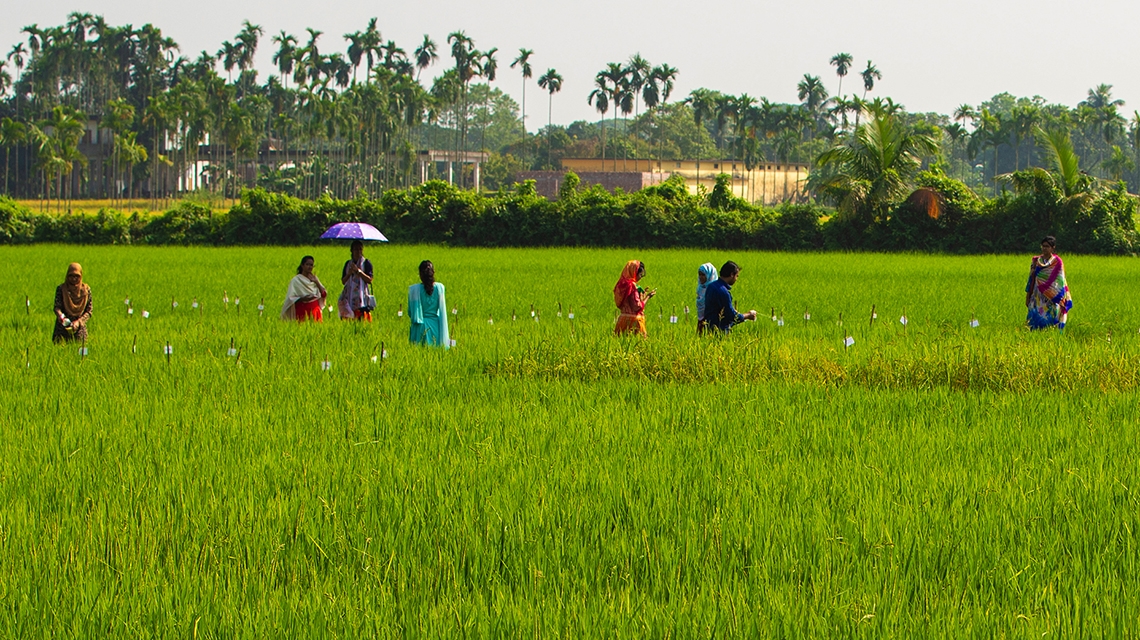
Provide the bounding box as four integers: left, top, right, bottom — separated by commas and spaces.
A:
4, 0, 1139, 130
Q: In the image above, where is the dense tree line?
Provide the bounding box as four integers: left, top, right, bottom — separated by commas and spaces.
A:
0, 15, 1138, 237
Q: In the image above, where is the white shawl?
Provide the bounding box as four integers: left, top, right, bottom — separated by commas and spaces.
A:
281, 274, 325, 320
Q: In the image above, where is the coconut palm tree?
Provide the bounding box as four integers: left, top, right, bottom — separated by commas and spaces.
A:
510, 48, 533, 132
829, 52, 853, 97
0, 117, 27, 195
537, 68, 562, 168
814, 110, 938, 220
685, 88, 716, 188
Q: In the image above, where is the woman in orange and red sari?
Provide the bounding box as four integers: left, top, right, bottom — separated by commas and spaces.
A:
613, 260, 655, 336
281, 255, 328, 322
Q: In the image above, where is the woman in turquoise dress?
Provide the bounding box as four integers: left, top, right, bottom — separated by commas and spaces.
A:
408, 260, 450, 348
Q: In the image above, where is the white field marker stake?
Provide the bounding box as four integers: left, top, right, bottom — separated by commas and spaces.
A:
397, 304, 403, 317
26, 295, 30, 314
228, 337, 237, 357
670, 306, 678, 324
568, 307, 575, 320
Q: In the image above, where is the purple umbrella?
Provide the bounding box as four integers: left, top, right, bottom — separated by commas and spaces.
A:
319, 222, 388, 242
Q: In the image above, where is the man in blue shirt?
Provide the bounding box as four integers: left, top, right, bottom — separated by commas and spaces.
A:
700, 260, 757, 333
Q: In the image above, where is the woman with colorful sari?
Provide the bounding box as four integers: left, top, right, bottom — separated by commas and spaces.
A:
614, 260, 655, 336
408, 260, 449, 348
281, 255, 327, 322
1025, 236, 1073, 330
695, 262, 717, 335
338, 240, 375, 321
53, 262, 92, 343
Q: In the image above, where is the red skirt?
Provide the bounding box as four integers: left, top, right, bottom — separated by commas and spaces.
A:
295, 298, 323, 322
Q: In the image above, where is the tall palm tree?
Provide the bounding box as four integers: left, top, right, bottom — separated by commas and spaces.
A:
797, 74, 829, 133
510, 48, 533, 133
271, 32, 297, 89
860, 60, 881, 101
537, 68, 562, 169
414, 35, 437, 82
685, 88, 716, 188
829, 52, 853, 97
0, 117, 27, 195
587, 74, 611, 168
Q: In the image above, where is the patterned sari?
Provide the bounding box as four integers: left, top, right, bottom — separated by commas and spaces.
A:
1026, 254, 1073, 330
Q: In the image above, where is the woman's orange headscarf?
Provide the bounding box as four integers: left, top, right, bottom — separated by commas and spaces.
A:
62, 263, 91, 318
613, 260, 641, 307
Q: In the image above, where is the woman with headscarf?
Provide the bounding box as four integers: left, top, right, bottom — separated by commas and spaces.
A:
614, 260, 655, 336
281, 255, 327, 322
53, 263, 92, 343
408, 260, 449, 348
338, 240, 375, 321
695, 262, 717, 335
1025, 235, 1074, 330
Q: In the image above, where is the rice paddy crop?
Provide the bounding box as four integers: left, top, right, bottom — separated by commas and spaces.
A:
2, 245, 1139, 637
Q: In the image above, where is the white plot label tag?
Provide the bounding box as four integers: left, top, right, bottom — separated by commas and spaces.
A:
164, 345, 174, 355
128, 308, 134, 315
172, 301, 179, 308
142, 310, 150, 319
568, 313, 575, 320
777, 318, 785, 327
257, 304, 265, 312
670, 315, 678, 324
844, 336, 856, 347
804, 313, 811, 321
970, 319, 979, 328
320, 360, 331, 371
192, 301, 199, 309
78, 347, 88, 356
227, 348, 238, 357
899, 316, 908, 326
398, 310, 403, 317
449, 339, 457, 347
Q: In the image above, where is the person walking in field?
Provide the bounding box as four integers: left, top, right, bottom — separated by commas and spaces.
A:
700, 260, 757, 334
408, 260, 449, 348
695, 262, 717, 335
281, 255, 327, 322
1025, 235, 1073, 330
338, 240, 375, 321
53, 262, 92, 343
613, 260, 655, 336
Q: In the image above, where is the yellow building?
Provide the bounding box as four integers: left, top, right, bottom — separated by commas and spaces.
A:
559, 158, 809, 205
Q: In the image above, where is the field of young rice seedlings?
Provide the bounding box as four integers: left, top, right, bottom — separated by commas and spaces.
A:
2, 244, 1140, 637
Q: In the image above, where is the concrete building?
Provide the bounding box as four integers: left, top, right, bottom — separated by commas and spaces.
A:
557, 158, 809, 205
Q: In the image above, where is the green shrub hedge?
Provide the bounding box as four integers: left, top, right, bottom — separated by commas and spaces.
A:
1, 170, 1135, 253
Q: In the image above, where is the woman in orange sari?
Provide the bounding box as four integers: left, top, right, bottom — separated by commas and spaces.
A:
613, 260, 655, 336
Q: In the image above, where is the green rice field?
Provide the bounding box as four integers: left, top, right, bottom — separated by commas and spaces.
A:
3, 245, 1140, 637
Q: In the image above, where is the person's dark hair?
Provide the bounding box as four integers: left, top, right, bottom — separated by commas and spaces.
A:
297, 255, 314, 274
1041, 235, 1056, 248
720, 260, 740, 278
419, 260, 433, 276
350, 240, 364, 252
636, 261, 646, 278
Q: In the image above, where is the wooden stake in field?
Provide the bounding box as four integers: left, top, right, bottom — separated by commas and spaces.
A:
164, 341, 172, 365
172, 296, 177, 312
132, 334, 137, 354
258, 297, 265, 318
235, 348, 242, 366
397, 304, 403, 318
900, 306, 908, 333
512, 309, 517, 321
530, 303, 536, 318
558, 302, 563, 318
80, 338, 88, 362
229, 337, 237, 357
869, 304, 877, 329
224, 291, 230, 312
25, 294, 30, 315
